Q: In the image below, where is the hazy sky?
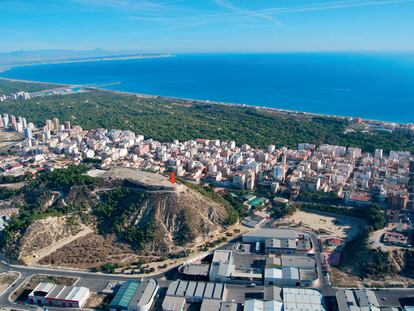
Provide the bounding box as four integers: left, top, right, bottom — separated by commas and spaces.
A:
1, 0, 414, 53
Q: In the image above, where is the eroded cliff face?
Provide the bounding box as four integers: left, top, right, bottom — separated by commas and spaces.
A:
18, 215, 87, 265
14, 182, 229, 266
109, 188, 228, 254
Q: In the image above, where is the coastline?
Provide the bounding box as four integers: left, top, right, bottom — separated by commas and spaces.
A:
93, 86, 405, 126
0, 76, 67, 87
0, 75, 406, 126
0, 53, 173, 74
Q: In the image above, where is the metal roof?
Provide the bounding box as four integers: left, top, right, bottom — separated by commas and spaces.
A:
162, 296, 186, 311
243, 228, 297, 240
129, 279, 158, 308
45, 285, 65, 299
245, 299, 283, 311
56, 286, 74, 300
282, 267, 300, 280
66, 286, 89, 302
283, 288, 325, 311
33, 282, 55, 294
110, 281, 140, 308
200, 299, 222, 311
167, 280, 179, 296
165, 281, 225, 301
281, 254, 316, 269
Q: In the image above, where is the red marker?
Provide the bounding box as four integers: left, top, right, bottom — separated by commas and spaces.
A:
170, 171, 175, 183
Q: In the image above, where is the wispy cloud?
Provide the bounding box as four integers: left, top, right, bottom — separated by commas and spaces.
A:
71, 0, 414, 32
250, 0, 414, 16
214, 0, 283, 26
162, 0, 414, 31
69, 0, 182, 12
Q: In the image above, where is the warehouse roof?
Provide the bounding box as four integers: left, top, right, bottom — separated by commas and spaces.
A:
283, 288, 325, 311
46, 285, 65, 299
129, 279, 158, 308
181, 264, 210, 276
165, 280, 226, 301
162, 296, 186, 311
110, 281, 140, 308
243, 228, 296, 240
67, 286, 89, 302
29, 282, 89, 303
265, 238, 297, 249
200, 299, 222, 311
281, 254, 316, 269
32, 282, 55, 296
245, 299, 283, 311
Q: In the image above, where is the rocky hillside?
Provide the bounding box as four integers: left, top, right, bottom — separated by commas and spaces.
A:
0, 165, 235, 265
96, 187, 229, 254
19, 216, 92, 265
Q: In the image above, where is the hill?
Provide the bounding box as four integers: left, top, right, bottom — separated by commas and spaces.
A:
0, 165, 234, 268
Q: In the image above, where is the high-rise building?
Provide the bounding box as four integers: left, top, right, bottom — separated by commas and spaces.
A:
53, 118, 60, 131
43, 129, 51, 141
25, 138, 32, 148
64, 121, 71, 130
45, 120, 53, 131
375, 149, 383, 159
24, 127, 33, 140
10, 115, 16, 127
3, 114, 9, 128
273, 165, 285, 181
281, 155, 287, 178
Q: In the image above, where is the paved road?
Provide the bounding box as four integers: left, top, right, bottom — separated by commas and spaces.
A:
1, 236, 413, 310
0, 260, 173, 310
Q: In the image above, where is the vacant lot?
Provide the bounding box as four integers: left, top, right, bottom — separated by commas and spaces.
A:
0, 272, 19, 293
284, 210, 363, 240
39, 232, 154, 269
0, 129, 22, 151
85, 293, 111, 309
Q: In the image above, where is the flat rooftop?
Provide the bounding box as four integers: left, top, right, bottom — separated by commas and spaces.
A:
242, 228, 297, 241
281, 254, 316, 269
181, 264, 210, 276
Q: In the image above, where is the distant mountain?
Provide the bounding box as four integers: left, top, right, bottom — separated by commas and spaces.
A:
0, 48, 159, 66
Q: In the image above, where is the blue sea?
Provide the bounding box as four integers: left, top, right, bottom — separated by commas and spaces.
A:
2, 53, 414, 123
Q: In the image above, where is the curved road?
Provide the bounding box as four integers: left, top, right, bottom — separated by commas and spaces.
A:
0, 260, 172, 310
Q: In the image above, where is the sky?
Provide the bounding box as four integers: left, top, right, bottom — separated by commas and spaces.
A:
1, 0, 414, 53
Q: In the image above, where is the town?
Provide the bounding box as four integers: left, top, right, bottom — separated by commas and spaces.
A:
0, 112, 413, 311
2, 113, 414, 213
0, 91, 30, 102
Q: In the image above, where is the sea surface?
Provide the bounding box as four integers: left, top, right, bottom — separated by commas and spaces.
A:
1, 53, 414, 123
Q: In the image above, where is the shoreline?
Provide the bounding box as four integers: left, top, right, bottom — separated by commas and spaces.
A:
0, 53, 173, 74
92, 86, 406, 126
0, 74, 407, 126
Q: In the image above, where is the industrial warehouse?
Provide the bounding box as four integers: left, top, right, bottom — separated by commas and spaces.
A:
28, 282, 90, 308
162, 281, 326, 311
109, 279, 159, 311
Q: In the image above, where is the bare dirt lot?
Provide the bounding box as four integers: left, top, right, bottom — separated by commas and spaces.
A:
283, 210, 364, 240
85, 293, 110, 309
0, 272, 19, 294
39, 224, 250, 277
0, 129, 22, 151
38, 232, 153, 269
